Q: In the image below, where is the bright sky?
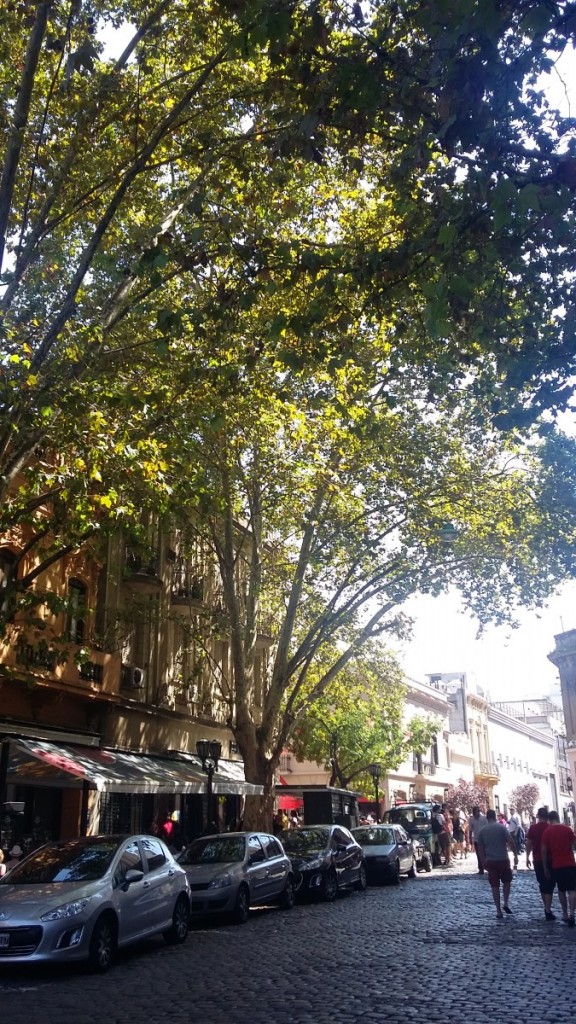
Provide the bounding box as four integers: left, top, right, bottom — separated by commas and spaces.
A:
398, 47, 576, 703
396, 583, 576, 702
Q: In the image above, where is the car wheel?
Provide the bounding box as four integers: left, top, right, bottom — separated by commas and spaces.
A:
88, 913, 117, 973
233, 884, 250, 924
355, 864, 367, 891
279, 876, 295, 910
388, 861, 400, 886
407, 858, 417, 879
163, 894, 190, 945
321, 869, 338, 902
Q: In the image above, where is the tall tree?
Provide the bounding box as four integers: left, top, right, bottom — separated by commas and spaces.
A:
2, 3, 576, 828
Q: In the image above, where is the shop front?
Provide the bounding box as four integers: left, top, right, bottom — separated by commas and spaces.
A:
1, 734, 262, 854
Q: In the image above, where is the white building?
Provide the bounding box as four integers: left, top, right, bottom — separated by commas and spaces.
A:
384, 676, 454, 807
488, 702, 560, 816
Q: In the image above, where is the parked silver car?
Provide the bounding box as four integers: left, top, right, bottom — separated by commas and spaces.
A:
0, 834, 191, 971
351, 824, 417, 884
178, 831, 296, 923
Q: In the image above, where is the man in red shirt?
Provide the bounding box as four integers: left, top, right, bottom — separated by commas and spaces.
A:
526, 807, 556, 921
541, 811, 576, 927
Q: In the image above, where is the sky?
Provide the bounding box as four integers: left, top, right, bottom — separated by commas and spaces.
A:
395, 583, 576, 702
397, 48, 576, 704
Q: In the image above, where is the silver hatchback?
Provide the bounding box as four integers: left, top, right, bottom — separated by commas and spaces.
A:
178, 831, 296, 923
0, 834, 191, 971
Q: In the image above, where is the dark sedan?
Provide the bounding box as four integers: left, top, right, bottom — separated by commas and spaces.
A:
278, 825, 366, 901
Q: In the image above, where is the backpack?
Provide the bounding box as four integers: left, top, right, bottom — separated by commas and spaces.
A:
431, 814, 444, 835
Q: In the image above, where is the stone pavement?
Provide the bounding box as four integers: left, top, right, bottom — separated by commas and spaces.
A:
2, 856, 575, 1024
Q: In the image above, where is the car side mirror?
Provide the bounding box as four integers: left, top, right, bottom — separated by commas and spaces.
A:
122, 868, 144, 889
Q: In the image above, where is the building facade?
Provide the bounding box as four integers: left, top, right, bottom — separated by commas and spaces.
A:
0, 518, 262, 853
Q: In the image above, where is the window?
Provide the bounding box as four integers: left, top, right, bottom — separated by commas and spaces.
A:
141, 837, 166, 872
115, 840, 143, 885
247, 835, 265, 863
67, 579, 87, 642
431, 736, 439, 766
259, 835, 282, 859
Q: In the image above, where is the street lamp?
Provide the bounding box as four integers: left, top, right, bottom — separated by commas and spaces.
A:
196, 738, 222, 833
367, 763, 382, 823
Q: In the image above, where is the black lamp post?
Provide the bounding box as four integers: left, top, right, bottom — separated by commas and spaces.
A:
367, 763, 382, 823
196, 738, 222, 833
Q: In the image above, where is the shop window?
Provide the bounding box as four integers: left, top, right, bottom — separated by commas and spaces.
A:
67, 578, 87, 642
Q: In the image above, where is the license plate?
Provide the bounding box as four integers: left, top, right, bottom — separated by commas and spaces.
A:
0, 933, 9, 948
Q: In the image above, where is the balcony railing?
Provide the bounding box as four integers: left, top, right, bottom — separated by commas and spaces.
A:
125, 549, 160, 578
279, 754, 292, 773
474, 759, 500, 779
170, 570, 204, 602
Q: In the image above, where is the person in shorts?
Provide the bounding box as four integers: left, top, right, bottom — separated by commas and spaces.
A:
477, 809, 518, 919
541, 811, 576, 927
526, 807, 556, 921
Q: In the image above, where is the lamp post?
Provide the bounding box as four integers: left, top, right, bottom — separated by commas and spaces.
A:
196, 738, 222, 833
367, 763, 382, 823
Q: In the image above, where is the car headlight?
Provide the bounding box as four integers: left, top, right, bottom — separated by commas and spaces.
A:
40, 897, 92, 921
301, 859, 323, 871
208, 874, 232, 889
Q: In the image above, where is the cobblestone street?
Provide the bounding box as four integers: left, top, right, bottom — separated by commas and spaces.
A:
2, 860, 575, 1024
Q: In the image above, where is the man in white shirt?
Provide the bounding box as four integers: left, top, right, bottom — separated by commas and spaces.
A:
468, 806, 487, 875
507, 808, 521, 847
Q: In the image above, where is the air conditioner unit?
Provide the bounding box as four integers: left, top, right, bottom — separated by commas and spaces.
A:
121, 664, 146, 689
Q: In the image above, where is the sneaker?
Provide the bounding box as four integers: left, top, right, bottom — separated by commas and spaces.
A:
545, 911, 556, 921
568, 916, 575, 928
496, 911, 504, 919
503, 906, 513, 915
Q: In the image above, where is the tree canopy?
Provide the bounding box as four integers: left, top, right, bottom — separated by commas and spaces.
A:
2, 2, 576, 825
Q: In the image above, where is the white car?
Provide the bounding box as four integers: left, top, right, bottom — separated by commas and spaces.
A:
0, 834, 191, 971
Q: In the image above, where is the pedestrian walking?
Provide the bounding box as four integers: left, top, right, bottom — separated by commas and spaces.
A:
541, 810, 576, 927
477, 808, 518, 919
452, 811, 466, 859
432, 804, 451, 866
525, 807, 556, 920
468, 806, 487, 874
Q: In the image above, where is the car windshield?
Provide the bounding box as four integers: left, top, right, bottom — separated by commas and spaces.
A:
180, 836, 245, 865
0, 838, 120, 884
353, 828, 395, 846
383, 807, 431, 832
279, 828, 329, 853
